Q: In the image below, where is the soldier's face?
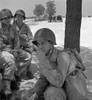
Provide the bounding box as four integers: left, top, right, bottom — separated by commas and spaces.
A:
37, 39, 52, 55
1, 16, 11, 25
15, 14, 24, 23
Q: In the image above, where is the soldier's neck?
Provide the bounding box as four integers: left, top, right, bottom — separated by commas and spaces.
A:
46, 46, 54, 57
16, 21, 23, 29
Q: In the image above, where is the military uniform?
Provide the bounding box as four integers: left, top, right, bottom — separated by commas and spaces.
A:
33, 47, 89, 100
0, 9, 18, 95
12, 21, 33, 49
11, 22, 33, 79
31, 28, 88, 100
12, 9, 34, 80
13, 9, 33, 51
0, 24, 19, 49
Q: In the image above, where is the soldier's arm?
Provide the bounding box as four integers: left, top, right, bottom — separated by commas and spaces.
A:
26, 25, 33, 40
41, 52, 70, 88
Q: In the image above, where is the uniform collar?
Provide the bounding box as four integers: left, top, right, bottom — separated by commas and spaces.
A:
14, 21, 24, 31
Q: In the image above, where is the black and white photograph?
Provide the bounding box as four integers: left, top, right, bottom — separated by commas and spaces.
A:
0, 0, 92, 100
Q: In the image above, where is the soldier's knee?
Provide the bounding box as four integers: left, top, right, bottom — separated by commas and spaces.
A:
44, 87, 66, 100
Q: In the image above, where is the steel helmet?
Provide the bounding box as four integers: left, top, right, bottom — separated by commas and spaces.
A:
0, 9, 13, 20
32, 28, 56, 46
14, 9, 26, 19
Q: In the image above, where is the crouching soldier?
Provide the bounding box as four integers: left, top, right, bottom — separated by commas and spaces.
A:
29, 28, 89, 100
0, 9, 18, 98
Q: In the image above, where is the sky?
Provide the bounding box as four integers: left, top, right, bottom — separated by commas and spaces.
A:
0, 0, 92, 17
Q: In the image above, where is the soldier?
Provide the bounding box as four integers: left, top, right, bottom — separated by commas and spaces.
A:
29, 28, 89, 100
12, 9, 34, 80
0, 8, 17, 98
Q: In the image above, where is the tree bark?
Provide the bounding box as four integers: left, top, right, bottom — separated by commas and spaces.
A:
64, 0, 82, 53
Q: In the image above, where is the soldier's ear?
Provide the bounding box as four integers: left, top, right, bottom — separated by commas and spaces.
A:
48, 40, 54, 45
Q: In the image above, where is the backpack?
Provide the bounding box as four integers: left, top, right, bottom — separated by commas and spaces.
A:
61, 48, 86, 72
62, 48, 89, 100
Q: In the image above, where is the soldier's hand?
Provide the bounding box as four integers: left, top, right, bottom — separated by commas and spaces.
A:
36, 50, 46, 62
36, 50, 53, 71
36, 50, 47, 68
19, 34, 27, 40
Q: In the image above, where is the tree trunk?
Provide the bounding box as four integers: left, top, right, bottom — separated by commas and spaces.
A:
64, 0, 82, 53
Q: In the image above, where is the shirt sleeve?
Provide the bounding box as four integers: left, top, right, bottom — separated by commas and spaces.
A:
56, 52, 70, 84
13, 30, 20, 49
41, 52, 70, 88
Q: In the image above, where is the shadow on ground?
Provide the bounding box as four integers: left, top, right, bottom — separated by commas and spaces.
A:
80, 46, 92, 94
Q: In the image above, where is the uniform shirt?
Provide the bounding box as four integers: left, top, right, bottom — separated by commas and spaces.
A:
0, 51, 16, 80
0, 24, 18, 49
33, 47, 77, 96
12, 21, 33, 48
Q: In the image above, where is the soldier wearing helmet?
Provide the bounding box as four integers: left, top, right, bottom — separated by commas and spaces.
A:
13, 9, 34, 52
29, 28, 88, 100
14, 9, 26, 20
0, 9, 18, 97
0, 9, 13, 21
12, 9, 34, 80
33, 28, 56, 46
